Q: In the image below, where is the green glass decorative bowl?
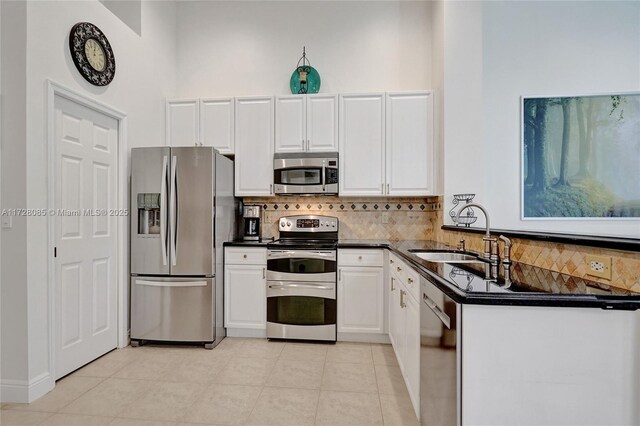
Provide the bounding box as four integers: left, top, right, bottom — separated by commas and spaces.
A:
290, 66, 321, 94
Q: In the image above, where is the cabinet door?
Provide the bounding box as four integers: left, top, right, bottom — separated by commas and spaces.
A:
386, 91, 434, 195
275, 95, 306, 153
224, 264, 266, 329
391, 280, 406, 373
235, 96, 274, 196
338, 267, 384, 334
339, 93, 385, 196
388, 275, 399, 348
166, 99, 199, 147
403, 291, 421, 418
307, 94, 338, 152
200, 98, 234, 154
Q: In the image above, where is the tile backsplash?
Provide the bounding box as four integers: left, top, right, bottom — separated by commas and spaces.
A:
244, 195, 639, 293
430, 198, 640, 294
243, 196, 440, 241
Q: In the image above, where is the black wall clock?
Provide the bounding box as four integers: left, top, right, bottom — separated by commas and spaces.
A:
69, 22, 115, 86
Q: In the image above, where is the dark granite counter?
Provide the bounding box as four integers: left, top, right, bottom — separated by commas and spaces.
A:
224, 238, 274, 247
338, 240, 640, 310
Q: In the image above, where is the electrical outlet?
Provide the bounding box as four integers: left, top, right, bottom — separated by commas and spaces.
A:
382, 212, 389, 224
585, 254, 612, 280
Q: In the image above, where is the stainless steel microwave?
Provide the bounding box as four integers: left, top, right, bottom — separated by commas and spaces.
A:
273, 152, 338, 195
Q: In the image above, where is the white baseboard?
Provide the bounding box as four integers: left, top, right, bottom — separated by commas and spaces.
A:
226, 328, 267, 338
338, 332, 391, 344
0, 372, 54, 403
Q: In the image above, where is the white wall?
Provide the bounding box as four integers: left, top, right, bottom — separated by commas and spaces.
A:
175, 1, 432, 97
0, 0, 30, 395
1, 0, 177, 402
444, 1, 640, 237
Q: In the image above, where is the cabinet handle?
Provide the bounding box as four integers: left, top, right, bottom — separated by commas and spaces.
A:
307, 139, 310, 151
400, 289, 406, 308
390, 259, 394, 264
263, 268, 266, 279
358, 256, 362, 260
339, 269, 342, 281
408, 277, 414, 284
270, 184, 273, 194
243, 254, 247, 259
391, 277, 395, 291
387, 183, 390, 194
397, 266, 402, 272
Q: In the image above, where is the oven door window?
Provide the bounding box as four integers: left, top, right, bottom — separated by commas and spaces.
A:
268, 257, 336, 275
275, 168, 322, 186
268, 296, 336, 326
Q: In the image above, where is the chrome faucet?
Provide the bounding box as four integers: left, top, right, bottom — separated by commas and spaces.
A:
498, 235, 512, 265
455, 203, 496, 262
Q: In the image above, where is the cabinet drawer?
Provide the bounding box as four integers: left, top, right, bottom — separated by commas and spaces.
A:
404, 267, 420, 303
339, 249, 384, 267
225, 247, 267, 265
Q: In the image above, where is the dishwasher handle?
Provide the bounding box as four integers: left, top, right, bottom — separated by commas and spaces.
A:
423, 292, 451, 329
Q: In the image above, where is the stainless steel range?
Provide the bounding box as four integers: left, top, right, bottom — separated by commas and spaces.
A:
266, 215, 339, 341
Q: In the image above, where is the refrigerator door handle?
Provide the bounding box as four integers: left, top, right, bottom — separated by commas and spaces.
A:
160, 155, 168, 266
135, 279, 207, 288
170, 155, 178, 266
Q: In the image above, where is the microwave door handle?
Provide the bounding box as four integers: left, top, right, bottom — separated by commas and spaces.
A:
322, 163, 326, 192
160, 155, 168, 266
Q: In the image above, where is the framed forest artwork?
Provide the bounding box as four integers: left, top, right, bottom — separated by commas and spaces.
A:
521, 92, 640, 219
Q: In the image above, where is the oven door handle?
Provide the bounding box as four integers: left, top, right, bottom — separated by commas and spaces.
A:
269, 283, 333, 290
267, 251, 336, 260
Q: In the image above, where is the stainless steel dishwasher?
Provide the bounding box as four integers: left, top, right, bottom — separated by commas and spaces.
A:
420, 278, 461, 426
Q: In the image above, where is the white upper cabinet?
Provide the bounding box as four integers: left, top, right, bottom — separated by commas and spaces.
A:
200, 97, 234, 154
386, 91, 434, 195
235, 96, 274, 196
275, 95, 306, 152
275, 94, 338, 153
307, 94, 339, 152
339, 93, 385, 196
166, 99, 199, 147
167, 97, 235, 153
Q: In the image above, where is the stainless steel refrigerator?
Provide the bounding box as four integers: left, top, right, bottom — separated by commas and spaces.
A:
130, 147, 236, 348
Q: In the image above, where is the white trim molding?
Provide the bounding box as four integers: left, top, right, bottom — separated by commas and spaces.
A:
0, 373, 53, 403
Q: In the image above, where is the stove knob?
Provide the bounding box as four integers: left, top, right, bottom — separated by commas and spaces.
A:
332, 223, 336, 228
280, 219, 285, 227
286, 221, 291, 227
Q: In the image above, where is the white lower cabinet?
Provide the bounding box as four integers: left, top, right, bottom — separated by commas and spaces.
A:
388, 253, 421, 419
337, 267, 384, 333
224, 247, 267, 336
337, 249, 387, 342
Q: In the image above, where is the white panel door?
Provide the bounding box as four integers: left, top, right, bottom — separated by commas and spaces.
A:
54, 95, 118, 379
224, 264, 266, 329
235, 96, 274, 196
166, 99, 199, 147
200, 97, 234, 154
275, 95, 306, 153
386, 91, 434, 195
337, 267, 384, 333
403, 291, 421, 417
307, 94, 338, 152
339, 93, 385, 196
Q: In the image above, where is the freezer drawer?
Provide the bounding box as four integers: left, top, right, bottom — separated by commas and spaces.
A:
131, 276, 214, 342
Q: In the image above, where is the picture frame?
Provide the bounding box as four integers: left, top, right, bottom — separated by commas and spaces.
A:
521, 91, 640, 220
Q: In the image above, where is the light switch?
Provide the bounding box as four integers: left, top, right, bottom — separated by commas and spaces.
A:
1, 216, 12, 229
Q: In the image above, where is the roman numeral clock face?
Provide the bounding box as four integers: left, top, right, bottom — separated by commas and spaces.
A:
69, 22, 115, 86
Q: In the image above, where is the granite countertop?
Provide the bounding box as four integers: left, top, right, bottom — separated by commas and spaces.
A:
224, 238, 275, 247
339, 240, 640, 310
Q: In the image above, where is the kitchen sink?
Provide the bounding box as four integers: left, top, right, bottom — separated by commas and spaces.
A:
409, 250, 483, 263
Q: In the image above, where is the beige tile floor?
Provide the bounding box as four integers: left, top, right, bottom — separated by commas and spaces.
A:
0, 339, 418, 426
